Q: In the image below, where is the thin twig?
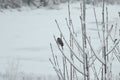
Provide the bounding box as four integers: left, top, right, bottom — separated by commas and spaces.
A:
86, 36, 105, 65
106, 38, 120, 56
49, 58, 64, 80
54, 36, 87, 76
93, 2, 102, 43
55, 19, 84, 64
50, 43, 57, 66
65, 18, 84, 56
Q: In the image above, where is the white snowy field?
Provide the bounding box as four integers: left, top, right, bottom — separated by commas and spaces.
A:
0, 2, 120, 79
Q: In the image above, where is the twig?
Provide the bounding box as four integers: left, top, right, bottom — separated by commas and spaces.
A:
54, 36, 87, 76
105, 25, 113, 40
55, 56, 64, 77
113, 50, 120, 62
50, 43, 57, 66
65, 18, 84, 56
55, 19, 84, 64
91, 64, 99, 80
114, 23, 117, 39
106, 38, 120, 56
49, 58, 64, 80
93, 2, 102, 43
50, 43, 64, 80
86, 36, 105, 65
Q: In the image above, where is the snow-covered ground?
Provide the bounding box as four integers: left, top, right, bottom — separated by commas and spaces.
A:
0, 2, 120, 79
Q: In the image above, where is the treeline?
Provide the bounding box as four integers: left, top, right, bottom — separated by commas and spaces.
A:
94, 0, 120, 4
0, 0, 73, 9
0, 0, 120, 9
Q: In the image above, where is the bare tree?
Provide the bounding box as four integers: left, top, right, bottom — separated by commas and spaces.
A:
50, 0, 120, 80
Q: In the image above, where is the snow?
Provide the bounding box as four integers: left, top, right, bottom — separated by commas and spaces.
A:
0, 2, 120, 79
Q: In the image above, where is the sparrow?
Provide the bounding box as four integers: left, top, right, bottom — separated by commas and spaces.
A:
57, 37, 64, 50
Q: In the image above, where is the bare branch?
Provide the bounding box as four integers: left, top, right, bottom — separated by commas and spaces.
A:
113, 50, 120, 62
50, 43, 57, 66
105, 25, 113, 40
106, 38, 120, 56
54, 36, 87, 76
49, 58, 64, 80
55, 20, 84, 64
86, 36, 105, 65
89, 45, 102, 67
93, 2, 102, 43
65, 18, 84, 56
50, 43, 64, 80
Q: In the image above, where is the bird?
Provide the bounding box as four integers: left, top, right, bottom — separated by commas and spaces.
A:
118, 12, 120, 17
114, 39, 117, 43
57, 37, 64, 50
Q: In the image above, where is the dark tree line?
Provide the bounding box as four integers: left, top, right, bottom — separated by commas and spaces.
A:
0, 0, 119, 9
0, 0, 69, 9
0, 0, 48, 9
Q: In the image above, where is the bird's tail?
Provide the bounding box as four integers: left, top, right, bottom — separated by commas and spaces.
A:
62, 46, 64, 50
